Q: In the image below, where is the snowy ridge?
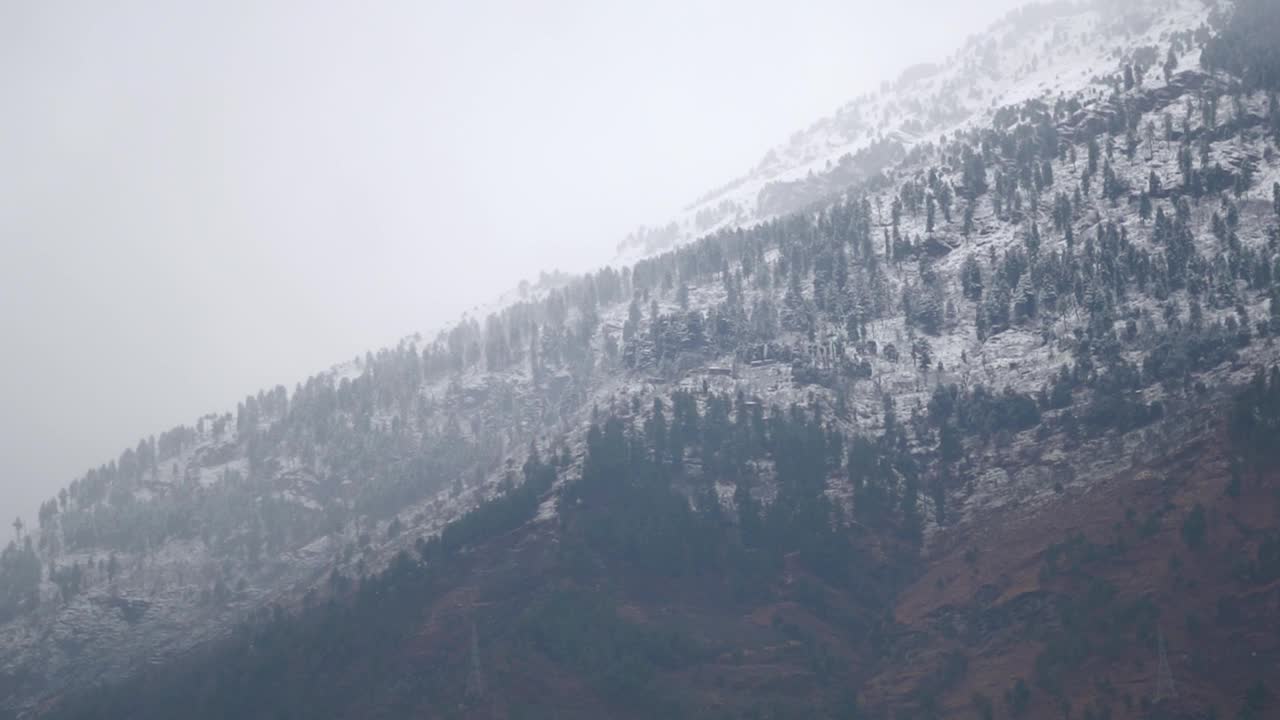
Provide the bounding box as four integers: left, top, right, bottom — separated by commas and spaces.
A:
616, 0, 1213, 262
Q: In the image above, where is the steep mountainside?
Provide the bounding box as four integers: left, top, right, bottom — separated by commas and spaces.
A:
617, 0, 1218, 260
5, 0, 1280, 718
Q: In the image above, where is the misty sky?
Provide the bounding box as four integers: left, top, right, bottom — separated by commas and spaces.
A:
1, 0, 1026, 524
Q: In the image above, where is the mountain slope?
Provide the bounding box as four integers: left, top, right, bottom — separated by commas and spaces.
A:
33, 382, 1280, 719
6, 0, 1280, 717
617, 0, 1217, 260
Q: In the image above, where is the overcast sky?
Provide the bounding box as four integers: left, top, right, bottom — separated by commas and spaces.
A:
0, 0, 1026, 525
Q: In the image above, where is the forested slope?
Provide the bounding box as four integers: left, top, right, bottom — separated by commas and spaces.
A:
5, 0, 1280, 717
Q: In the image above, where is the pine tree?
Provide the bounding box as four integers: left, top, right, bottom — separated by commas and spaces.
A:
1270, 93, 1280, 142
911, 337, 933, 371
938, 181, 953, 222
962, 254, 984, 301
1102, 159, 1125, 202
983, 271, 1012, 335
962, 146, 988, 197
1270, 290, 1280, 334
1013, 274, 1037, 324
1025, 223, 1041, 256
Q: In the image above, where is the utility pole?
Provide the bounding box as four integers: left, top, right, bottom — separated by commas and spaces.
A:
466, 620, 485, 701
1155, 626, 1177, 703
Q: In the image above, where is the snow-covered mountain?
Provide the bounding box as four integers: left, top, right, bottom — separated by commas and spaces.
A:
7, 0, 1280, 716
617, 0, 1214, 260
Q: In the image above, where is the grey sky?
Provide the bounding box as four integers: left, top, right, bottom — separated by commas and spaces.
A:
1, 0, 1026, 525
